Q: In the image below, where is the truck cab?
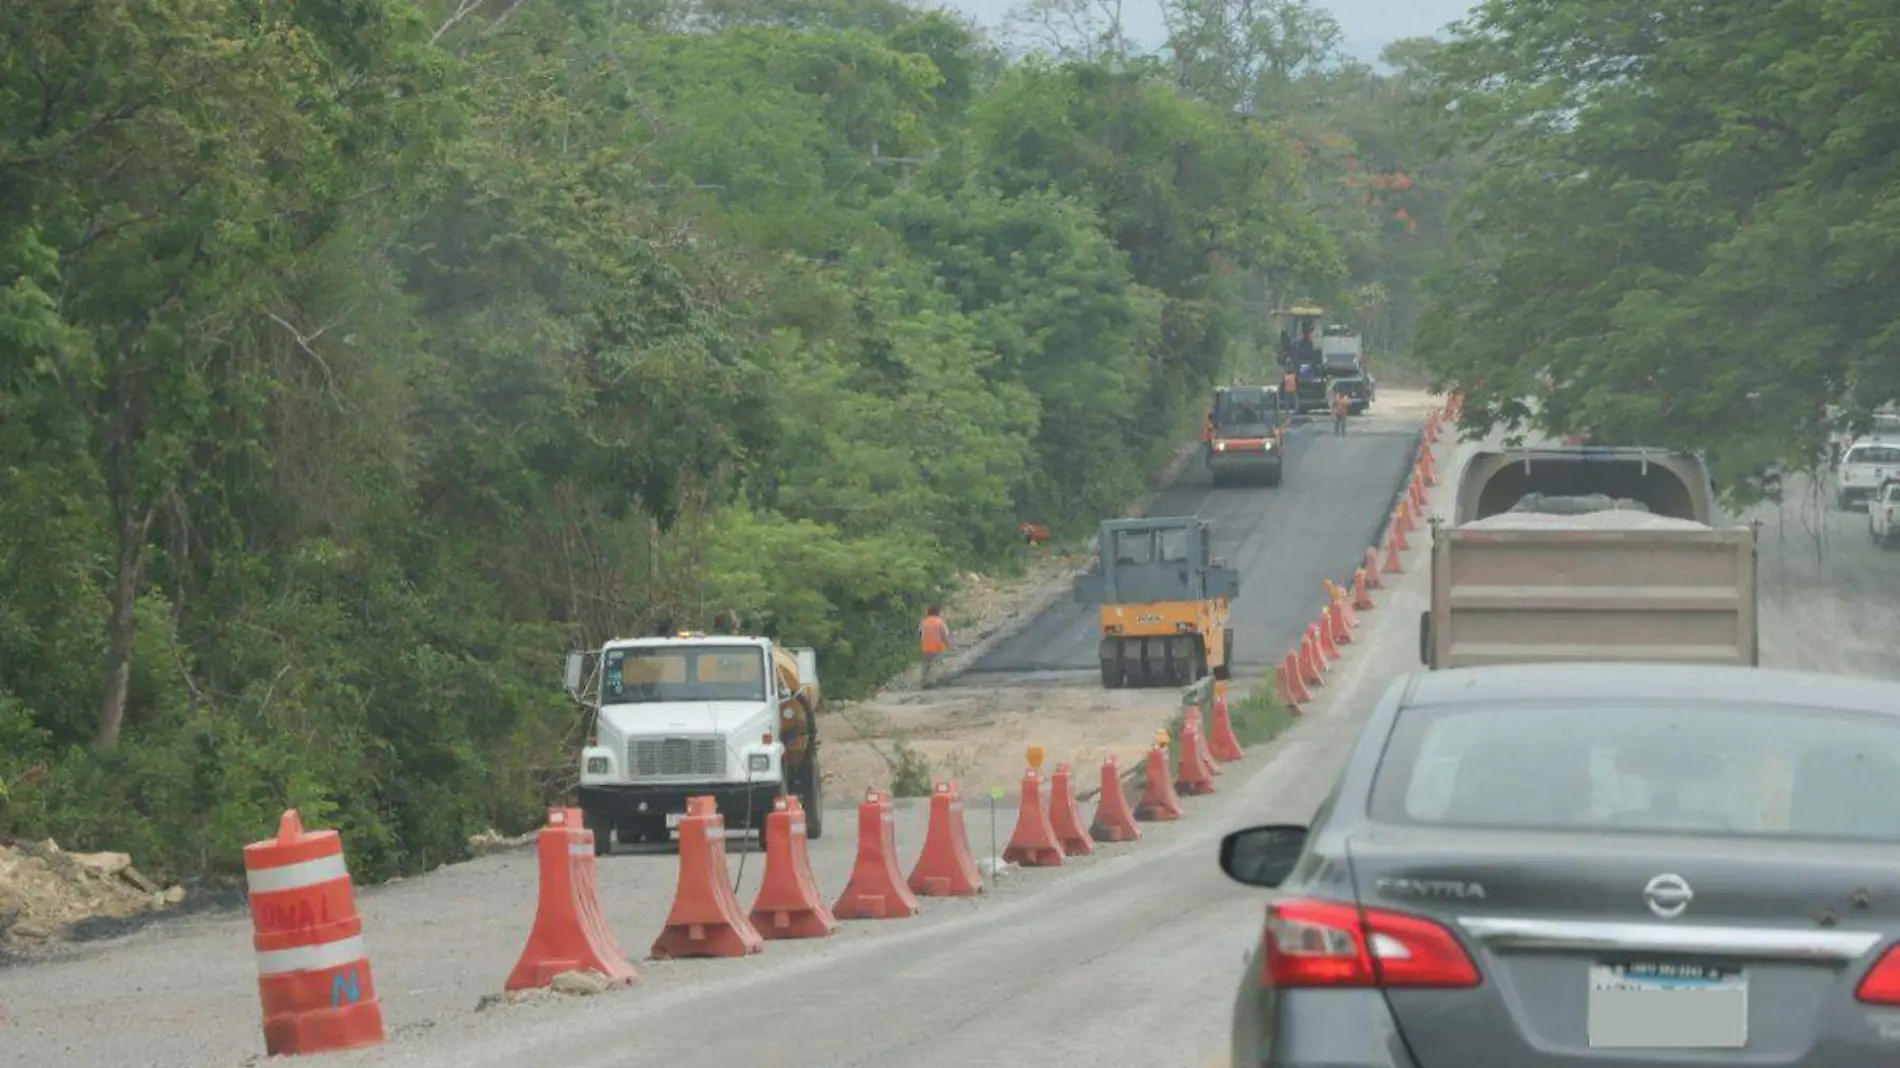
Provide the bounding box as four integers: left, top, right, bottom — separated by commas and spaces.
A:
570, 634, 823, 852
1832, 436, 1900, 511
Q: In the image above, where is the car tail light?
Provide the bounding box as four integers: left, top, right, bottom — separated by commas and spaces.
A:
1857, 946, 1900, 1003
1262, 898, 1481, 989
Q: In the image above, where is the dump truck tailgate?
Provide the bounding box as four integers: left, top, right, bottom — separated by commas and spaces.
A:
1426, 526, 1758, 668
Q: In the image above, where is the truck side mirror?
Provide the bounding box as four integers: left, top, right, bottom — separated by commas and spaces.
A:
564, 651, 585, 696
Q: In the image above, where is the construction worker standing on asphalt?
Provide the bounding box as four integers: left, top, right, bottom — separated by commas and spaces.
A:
1331, 387, 1351, 436
919, 605, 953, 689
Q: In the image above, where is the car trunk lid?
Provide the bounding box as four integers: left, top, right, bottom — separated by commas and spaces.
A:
1346, 827, 1900, 1066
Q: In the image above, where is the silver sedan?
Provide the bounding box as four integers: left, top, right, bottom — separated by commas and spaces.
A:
1220, 662, 1900, 1067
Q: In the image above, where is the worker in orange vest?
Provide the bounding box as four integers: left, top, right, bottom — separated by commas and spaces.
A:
919, 605, 953, 689
1330, 387, 1351, 436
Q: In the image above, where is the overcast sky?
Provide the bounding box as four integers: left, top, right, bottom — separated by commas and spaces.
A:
947, 0, 1477, 65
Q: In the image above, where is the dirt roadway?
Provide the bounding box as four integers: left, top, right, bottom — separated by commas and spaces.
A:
823, 389, 1440, 799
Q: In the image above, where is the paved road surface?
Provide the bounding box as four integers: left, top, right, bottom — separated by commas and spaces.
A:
0, 412, 1436, 1068
969, 418, 1422, 676
1749, 472, 1900, 680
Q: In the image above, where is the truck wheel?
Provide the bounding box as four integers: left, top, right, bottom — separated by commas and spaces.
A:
1212, 629, 1233, 680
582, 807, 614, 856
1099, 656, 1120, 688
1264, 466, 1282, 488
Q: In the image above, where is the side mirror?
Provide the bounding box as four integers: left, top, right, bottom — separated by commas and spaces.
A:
564, 651, 586, 696
1219, 824, 1308, 888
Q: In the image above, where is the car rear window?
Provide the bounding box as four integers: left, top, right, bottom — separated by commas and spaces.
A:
1370, 701, 1900, 841
1846, 444, 1900, 465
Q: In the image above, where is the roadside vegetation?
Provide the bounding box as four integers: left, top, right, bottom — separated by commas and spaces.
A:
1415, 0, 1900, 494
0, 0, 1461, 883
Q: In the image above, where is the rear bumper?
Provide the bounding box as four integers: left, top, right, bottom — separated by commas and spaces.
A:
578, 782, 779, 827
1233, 949, 1418, 1067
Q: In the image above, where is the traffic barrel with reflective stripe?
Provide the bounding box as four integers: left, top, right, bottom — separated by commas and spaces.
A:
243, 810, 384, 1056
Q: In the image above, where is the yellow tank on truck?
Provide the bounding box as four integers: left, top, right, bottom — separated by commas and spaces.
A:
770, 643, 821, 767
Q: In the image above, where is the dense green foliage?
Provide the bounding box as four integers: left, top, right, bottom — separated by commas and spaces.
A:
1416, 0, 1900, 491
0, 0, 1448, 881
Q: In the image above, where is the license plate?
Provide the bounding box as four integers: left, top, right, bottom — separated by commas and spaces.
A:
1588, 961, 1747, 1049
665, 811, 685, 829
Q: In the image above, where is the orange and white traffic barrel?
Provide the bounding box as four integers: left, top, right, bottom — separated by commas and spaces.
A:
242, 809, 385, 1056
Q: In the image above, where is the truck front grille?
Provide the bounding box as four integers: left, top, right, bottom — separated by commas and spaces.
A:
628, 737, 724, 778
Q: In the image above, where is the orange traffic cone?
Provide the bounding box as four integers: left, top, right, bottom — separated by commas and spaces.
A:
1383, 532, 1405, 574
1047, 764, 1096, 857
1353, 568, 1374, 611
1208, 691, 1245, 762
652, 798, 765, 958
1002, 768, 1064, 867
1301, 630, 1326, 685
1282, 653, 1311, 705
833, 789, 921, 919
1420, 447, 1438, 486
1184, 707, 1221, 778
1364, 547, 1385, 589
907, 781, 983, 897
1135, 735, 1185, 821
1089, 757, 1142, 842
1318, 606, 1342, 661
1175, 721, 1216, 796
1330, 593, 1355, 641
1391, 510, 1410, 551
748, 796, 837, 939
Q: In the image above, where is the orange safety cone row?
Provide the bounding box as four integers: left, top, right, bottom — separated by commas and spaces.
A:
834, 789, 922, 919
1135, 733, 1185, 821
506, 808, 639, 990
1410, 472, 1426, 512
1175, 721, 1217, 796
1208, 689, 1245, 762
1090, 756, 1143, 842
1420, 447, 1438, 486
653, 797, 764, 958
748, 796, 838, 939
1047, 764, 1097, 857
908, 781, 983, 897
243, 810, 387, 1057
1364, 546, 1385, 589
1002, 768, 1065, 867
1282, 653, 1312, 705
1352, 568, 1375, 611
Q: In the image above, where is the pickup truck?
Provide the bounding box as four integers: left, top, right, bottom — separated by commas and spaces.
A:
1420, 446, 1760, 669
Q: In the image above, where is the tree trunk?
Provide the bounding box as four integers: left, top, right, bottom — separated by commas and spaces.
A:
96, 500, 152, 749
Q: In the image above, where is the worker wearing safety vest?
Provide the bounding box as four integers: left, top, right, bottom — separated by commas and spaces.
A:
1330, 387, 1351, 436
919, 605, 953, 689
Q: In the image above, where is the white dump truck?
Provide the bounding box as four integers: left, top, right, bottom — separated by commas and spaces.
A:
567, 633, 823, 853
1419, 446, 1760, 669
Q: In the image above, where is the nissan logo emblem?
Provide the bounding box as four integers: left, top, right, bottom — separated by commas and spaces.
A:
1644, 873, 1694, 919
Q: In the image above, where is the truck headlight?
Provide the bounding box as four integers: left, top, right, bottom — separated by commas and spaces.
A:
586, 756, 610, 775
748, 754, 771, 773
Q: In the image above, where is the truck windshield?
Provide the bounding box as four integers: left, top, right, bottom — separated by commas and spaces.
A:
601, 645, 768, 705
1846, 444, 1900, 466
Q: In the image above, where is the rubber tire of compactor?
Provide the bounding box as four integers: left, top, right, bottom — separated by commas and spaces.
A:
1099, 634, 1206, 689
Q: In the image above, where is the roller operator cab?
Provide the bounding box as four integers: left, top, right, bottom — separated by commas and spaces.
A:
568, 634, 823, 853
1073, 517, 1239, 689
1205, 385, 1292, 487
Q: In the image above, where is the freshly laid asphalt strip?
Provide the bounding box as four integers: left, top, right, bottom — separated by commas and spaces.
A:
967, 422, 1426, 676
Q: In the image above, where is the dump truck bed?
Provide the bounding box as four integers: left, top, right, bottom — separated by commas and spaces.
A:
1423, 523, 1759, 668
